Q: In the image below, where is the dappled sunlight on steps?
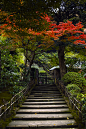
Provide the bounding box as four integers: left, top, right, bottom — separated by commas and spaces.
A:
6, 85, 78, 129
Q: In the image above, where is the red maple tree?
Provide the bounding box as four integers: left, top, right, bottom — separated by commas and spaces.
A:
0, 12, 86, 79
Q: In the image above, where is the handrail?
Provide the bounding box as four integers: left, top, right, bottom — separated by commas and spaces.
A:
56, 80, 85, 122
65, 86, 82, 117
0, 80, 35, 120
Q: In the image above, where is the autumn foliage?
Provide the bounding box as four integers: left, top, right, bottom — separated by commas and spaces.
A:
47, 20, 86, 46
0, 11, 86, 49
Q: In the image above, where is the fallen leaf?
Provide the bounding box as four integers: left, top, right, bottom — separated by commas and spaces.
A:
67, 117, 69, 120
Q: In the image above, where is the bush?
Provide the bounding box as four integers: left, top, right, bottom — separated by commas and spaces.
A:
66, 84, 81, 98
66, 84, 85, 101
81, 98, 86, 122
62, 72, 86, 89
76, 93, 85, 101
66, 84, 81, 92
9, 85, 25, 95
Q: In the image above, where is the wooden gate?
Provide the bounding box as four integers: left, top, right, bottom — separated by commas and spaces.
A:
38, 73, 54, 85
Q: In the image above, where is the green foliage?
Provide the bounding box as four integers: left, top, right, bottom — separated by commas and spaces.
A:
66, 83, 86, 122
62, 72, 86, 89
81, 65, 86, 77
0, 48, 21, 89
76, 93, 85, 101
81, 98, 86, 122
12, 85, 24, 95
56, 0, 86, 27
1, 0, 61, 18
70, 90, 79, 98
66, 84, 81, 92
35, 52, 59, 73
0, 91, 12, 105
82, 104, 86, 122
39, 70, 46, 73
66, 84, 81, 98
68, 90, 85, 100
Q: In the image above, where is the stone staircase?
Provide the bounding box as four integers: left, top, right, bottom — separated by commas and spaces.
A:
6, 85, 78, 129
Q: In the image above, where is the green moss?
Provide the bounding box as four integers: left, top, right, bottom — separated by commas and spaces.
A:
0, 85, 26, 106
0, 91, 12, 106
0, 107, 17, 128
39, 70, 46, 73
0, 117, 12, 128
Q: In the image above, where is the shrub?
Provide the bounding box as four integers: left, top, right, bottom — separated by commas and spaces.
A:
66, 84, 81, 98
10, 85, 24, 95
66, 84, 85, 101
62, 72, 86, 89
76, 93, 85, 101
66, 84, 81, 92
81, 98, 86, 122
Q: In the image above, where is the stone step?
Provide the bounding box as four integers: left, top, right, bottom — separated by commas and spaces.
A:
30, 93, 61, 95
27, 97, 63, 99
34, 87, 58, 89
29, 94, 62, 97
25, 98, 64, 102
17, 108, 70, 114
6, 127, 78, 129
33, 88, 58, 90
6, 85, 78, 129
29, 95, 62, 97
33, 89, 58, 91
33, 87, 58, 89
6, 119, 77, 128
23, 101, 66, 105
35, 85, 56, 87
35, 86, 57, 87
33, 86, 58, 87
31, 90, 60, 93
13, 113, 74, 120
6, 128, 78, 129
35, 85, 57, 87
34, 86, 57, 89
21, 104, 68, 109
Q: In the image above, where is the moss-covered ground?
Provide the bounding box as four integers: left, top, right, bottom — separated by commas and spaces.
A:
0, 87, 13, 128
0, 90, 12, 106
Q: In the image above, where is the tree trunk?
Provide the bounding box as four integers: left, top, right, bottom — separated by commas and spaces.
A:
58, 46, 67, 80
25, 49, 28, 72
23, 48, 28, 81
26, 51, 35, 77
30, 51, 35, 69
